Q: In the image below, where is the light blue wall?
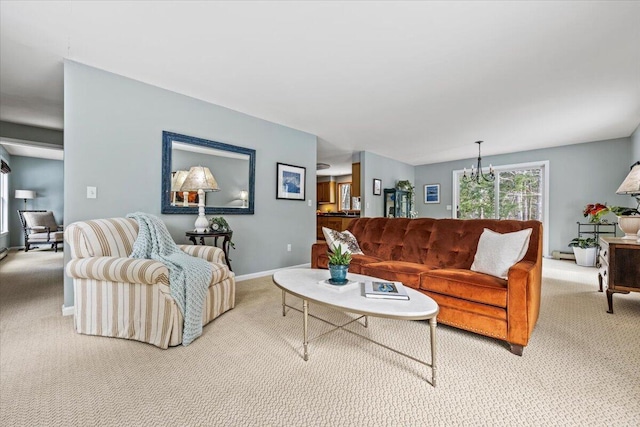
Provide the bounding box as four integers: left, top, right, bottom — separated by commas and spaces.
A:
360, 151, 415, 218
64, 60, 317, 308
0, 122, 64, 250
414, 138, 632, 255
8, 156, 64, 247
631, 124, 640, 161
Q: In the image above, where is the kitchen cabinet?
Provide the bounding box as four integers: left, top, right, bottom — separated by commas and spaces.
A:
351, 163, 361, 198
317, 181, 335, 203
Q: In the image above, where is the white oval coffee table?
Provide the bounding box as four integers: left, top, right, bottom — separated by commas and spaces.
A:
272, 268, 440, 386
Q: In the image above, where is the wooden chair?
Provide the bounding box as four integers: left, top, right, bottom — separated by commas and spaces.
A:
17, 210, 64, 252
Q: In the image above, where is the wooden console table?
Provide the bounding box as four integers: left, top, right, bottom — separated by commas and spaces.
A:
598, 237, 640, 314
186, 230, 233, 271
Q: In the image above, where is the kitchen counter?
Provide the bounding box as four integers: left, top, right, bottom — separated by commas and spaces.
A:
317, 212, 360, 218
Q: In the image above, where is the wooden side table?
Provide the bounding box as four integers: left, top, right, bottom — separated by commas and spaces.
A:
598, 236, 640, 314
186, 230, 233, 271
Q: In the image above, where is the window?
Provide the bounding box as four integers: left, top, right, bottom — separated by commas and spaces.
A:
338, 183, 352, 211
453, 161, 549, 255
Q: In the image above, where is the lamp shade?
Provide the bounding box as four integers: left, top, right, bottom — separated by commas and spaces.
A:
616, 162, 640, 195
15, 190, 36, 199
180, 166, 220, 192
170, 170, 189, 192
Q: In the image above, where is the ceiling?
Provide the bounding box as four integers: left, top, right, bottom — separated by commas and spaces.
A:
1, 1, 639, 176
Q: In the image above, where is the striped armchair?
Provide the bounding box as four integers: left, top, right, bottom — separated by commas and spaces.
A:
64, 217, 235, 348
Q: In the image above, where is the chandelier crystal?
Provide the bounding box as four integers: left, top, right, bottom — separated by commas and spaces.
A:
462, 140, 495, 183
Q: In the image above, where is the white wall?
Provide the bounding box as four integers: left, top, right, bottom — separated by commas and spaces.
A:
64, 61, 317, 307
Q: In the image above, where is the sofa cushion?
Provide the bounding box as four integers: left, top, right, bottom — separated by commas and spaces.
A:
421, 268, 508, 308
346, 217, 436, 263
314, 251, 382, 274
423, 219, 539, 269
322, 227, 363, 255
470, 228, 532, 279
28, 231, 64, 243
360, 261, 434, 289
23, 211, 59, 233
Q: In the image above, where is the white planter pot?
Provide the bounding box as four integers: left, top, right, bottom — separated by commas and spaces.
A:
572, 246, 598, 267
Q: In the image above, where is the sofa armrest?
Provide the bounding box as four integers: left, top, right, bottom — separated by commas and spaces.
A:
506, 260, 542, 346
66, 257, 169, 286
178, 244, 225, 266
311, 242, 330, 268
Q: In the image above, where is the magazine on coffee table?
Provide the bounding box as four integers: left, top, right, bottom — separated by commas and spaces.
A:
364, 280, 410, 300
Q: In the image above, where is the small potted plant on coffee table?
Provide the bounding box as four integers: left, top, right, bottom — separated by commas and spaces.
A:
327, 245, 352, 285
568, 237, 599, 267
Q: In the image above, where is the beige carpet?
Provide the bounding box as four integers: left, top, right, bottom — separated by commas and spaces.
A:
1, 249, 639, 426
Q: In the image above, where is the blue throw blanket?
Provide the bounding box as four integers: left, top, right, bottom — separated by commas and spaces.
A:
127, 212, 212, 346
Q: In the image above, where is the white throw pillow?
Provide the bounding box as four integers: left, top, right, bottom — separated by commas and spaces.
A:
322, 227, 364, 255
470, 228, 533, 279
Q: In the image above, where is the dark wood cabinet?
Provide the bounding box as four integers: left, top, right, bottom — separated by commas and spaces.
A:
317, 181, 335, 203
351, 162, 361, 198
598, 237, 640, 314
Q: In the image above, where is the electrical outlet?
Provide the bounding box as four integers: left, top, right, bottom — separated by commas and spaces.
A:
287, 244, 292, 252
446, 205, 452, 211
87, 186, 97, 199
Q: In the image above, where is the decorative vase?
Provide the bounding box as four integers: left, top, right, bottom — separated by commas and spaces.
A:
572, 247, 598, 267
328, 264, 349, 284
617, 216, 640, 240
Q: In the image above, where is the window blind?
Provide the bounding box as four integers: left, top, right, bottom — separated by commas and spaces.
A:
0, 160, 10, 174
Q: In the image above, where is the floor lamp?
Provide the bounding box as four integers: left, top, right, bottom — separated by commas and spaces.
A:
15, 190, 36, 210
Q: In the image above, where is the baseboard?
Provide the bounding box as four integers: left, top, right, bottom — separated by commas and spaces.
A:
235, 263, 311, 282
551, 250, 576, 261
61, 304, 74, 316
0, 247, 8, 261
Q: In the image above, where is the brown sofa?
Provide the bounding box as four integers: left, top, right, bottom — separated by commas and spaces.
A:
311, 217, 543, 355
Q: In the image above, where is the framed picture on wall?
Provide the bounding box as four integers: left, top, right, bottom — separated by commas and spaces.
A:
276, 162, 306, 201
424, 184, 440, 204
373, 178, 382, 196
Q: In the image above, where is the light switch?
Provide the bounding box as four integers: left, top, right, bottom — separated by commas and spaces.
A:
308, 199, 312, 207
87, 186, 97, 199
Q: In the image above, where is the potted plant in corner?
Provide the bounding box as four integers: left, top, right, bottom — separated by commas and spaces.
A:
568, 237, 599, 267
327, 245, 352, 285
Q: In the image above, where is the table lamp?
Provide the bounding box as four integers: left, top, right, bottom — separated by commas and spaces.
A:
615, 161, 640, 242
240, 190, 248, 208
180, 166, 220, 232
15, 190, 36, 210
170, 170, 189, 206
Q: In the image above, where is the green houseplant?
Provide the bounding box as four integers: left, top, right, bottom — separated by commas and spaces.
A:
583, 203, 640, 240
568, 237, 599, 267
327, 245, 352, 284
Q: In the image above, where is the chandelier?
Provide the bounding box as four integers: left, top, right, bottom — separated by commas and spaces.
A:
462, 140, 495, 183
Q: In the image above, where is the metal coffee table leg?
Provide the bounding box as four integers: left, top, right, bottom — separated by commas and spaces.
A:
303, 299, 309, 361
430, 317, 437, 386
282, 290, 286, 316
